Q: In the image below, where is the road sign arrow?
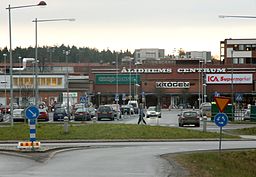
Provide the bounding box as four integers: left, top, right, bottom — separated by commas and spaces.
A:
29, 109, 37, 117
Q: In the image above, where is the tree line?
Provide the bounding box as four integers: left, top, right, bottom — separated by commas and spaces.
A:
0, 44, 133, 64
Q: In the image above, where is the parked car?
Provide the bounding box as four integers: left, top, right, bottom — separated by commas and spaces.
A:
88, 107, 96, 118
0, 112, 3, 122
120, 105, 134, 115
244, 109, 251, 121
128, 100, 139, 114
146, 106, 161, 118
178, 103, 191, 109
97, 105, 114, 121
199, 102, 211, 118
105, 104, 121, 119
38, 108, 49, 121
53, 107, 69, 121
178, 110, 200, 127
74, 107, 91, 121
13, 109, 25, 122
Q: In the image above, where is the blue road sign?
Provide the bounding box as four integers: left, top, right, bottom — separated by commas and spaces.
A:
214, 113, 228, 127
214, 91, 220, 97
235, 93, 243, 102
122, 93, 126, 101
80, 96, 88, 103
25, 106, 39, 120
115, 94, 119, 101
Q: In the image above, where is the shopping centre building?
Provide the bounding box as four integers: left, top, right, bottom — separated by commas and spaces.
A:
0, 38, 256, 108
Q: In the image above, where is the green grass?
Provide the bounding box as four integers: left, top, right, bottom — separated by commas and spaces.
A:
174, 150, 256, 177
0, 123, 238, 140
227, 127, 256, 135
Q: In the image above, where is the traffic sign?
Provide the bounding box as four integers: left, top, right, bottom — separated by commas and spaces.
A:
115, 94, 119, 101
25, 106, 39, 120
214, 91, 220, 97
80, 96, 88, 103
214, 96, 230, 113
235, 93, 243, 102
214, 113, 228, 127
122, 93, 126, 101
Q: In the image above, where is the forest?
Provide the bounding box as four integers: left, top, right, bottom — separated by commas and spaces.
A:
0, 44, 133, 64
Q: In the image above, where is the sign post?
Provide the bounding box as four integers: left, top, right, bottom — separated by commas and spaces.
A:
25, 106, 39, 150
213, 96, 230, 153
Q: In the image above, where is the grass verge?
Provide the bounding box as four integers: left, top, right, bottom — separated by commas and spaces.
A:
226, 127, 256, 135
173, 149, 256, 177
0, 123, 238, 140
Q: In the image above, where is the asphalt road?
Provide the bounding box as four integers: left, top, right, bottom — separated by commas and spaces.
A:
0, 141, 256, 177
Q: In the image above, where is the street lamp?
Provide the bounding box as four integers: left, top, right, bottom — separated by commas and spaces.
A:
115, 53, 119, 105
3, 54, 7, 119
18, 56, 22, 107
198, 60, 203, 108
32, 18, 75, 106
6, 1, 47, 126
63, 50, 71, 118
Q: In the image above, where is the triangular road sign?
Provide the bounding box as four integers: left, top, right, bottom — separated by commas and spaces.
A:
214, 96, 231, 113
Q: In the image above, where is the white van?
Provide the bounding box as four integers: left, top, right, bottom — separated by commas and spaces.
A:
128, 100, 139, 114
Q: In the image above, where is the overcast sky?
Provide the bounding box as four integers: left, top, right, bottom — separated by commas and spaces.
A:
1, 0, 256, 57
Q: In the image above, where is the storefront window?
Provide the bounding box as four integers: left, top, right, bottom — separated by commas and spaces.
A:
57, 78, 62, 86
46, 78, 51, 86
52, 78, 57, 86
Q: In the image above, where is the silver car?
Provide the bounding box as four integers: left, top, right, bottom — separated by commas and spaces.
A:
146, 106, 161, 118
13, 109, 25, 122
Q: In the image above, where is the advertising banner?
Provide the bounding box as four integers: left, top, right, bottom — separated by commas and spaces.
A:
206, 74, 253, 84
96, 74, 140, 84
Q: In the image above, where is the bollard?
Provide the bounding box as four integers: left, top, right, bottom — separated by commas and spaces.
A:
64, 116, 69, 133
92, 116, 97, 123
203, 116, 207, 132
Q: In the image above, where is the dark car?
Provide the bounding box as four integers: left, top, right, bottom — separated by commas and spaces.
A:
38, 108, 49, 121
97, 105, 114, 121
53, 107, 69, 121
178, 110, 200, 127
74, 107, 91, 121
0, 112, 3, 122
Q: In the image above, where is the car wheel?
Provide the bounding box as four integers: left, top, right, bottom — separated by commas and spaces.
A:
195, 123, 200, 127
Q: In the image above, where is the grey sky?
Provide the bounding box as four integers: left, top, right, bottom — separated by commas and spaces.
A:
1, 0, 256, 56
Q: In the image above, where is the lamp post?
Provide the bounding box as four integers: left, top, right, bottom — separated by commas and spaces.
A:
63, 50, 70, 118
3, 54, 7, 119
115, 53, 119, 105
198, 60, 203, 108
18, 56, 22, 107
6, 1, 47, 126
129, 58, 132, 102
32, 18, 75, 107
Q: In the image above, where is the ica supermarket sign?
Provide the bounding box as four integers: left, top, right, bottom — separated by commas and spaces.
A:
206, 74, 253, 84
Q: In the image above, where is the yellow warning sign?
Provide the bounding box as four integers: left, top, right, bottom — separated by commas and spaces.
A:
214, 96, 231, 113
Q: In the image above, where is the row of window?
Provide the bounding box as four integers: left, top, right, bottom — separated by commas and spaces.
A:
233, 44, 256, 51
232, 58, 256, 64
13, 77, 63, 87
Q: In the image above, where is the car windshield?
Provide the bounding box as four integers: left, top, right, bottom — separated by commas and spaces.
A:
183, 112, 197, 117
76, 108, 88, 112
130, 103, 137, 107
55, 108, 66, 113
148, 107, 156, 111
13, 109, 23, 113
98, 106, 112, 112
